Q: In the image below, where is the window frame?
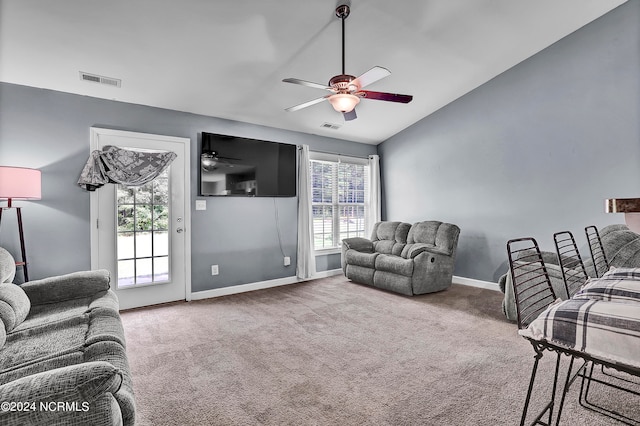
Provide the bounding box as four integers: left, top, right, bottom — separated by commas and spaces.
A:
309, 152, 369, 253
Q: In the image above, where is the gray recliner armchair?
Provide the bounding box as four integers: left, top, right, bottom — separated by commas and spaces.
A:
0, 247, 135, 425
342, 220, 461, 296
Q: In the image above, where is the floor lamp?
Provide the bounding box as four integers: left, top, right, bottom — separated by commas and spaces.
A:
0, 166, 41, 282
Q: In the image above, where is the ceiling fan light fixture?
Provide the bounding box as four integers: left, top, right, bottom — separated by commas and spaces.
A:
328, 93, 360, 113
201, 152, 217, 167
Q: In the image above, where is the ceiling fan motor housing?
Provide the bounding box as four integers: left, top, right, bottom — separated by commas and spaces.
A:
329, 74, 359, 93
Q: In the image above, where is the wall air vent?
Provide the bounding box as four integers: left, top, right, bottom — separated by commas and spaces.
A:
321, 122, 341, 130
79, 72, 121, 88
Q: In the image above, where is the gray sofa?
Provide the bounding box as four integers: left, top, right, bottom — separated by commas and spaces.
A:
342, 221, 461, 296
499, 224, 640, 321
0, 247, 135, 425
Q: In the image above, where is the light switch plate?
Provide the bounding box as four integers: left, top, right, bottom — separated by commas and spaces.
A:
195, 199, 207, 210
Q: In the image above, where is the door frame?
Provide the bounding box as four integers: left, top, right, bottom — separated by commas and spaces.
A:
88, 127, 192, 303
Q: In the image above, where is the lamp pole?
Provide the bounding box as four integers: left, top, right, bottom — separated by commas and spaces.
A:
0, 167, 41, 282
0, 200, 29, 282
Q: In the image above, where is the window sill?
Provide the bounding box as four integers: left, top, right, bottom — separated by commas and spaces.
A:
314, 247, 342, 256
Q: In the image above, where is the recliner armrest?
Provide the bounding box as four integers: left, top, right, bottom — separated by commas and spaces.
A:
342, 237, 374, 253
0, 361, 123, 425
406, 243, 451, 258
21, 270, 111, 306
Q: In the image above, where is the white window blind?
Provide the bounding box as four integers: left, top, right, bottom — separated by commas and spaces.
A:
309, 152, 369, 250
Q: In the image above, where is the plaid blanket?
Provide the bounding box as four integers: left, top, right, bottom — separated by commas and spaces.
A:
574, 277, 640, 303
600, 267, 640, 281
519, 298, 640, 369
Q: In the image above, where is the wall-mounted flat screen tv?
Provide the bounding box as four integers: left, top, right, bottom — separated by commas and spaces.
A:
199, 132, 297, 197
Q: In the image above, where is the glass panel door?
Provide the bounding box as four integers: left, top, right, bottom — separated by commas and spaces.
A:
116, 169, 170, 288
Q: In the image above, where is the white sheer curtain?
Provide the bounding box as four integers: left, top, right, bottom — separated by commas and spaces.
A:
297, 145, 316, 279
365, 154, 381, 237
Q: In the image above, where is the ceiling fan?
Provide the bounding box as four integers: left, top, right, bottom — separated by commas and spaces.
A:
200, 151, 240, 172
283, 3, 413, 121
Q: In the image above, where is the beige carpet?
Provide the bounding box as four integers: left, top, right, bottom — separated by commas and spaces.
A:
120, 275, 639, 425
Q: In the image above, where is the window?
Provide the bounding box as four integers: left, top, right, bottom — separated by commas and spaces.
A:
310, 153, 368, 250
116, 168, 170, 288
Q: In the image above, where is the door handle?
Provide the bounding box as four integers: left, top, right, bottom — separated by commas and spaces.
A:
176, 228, 184, 233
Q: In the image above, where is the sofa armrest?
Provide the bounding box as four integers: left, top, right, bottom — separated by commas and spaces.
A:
21, 270, 111, 306
342, 237, 374, 253
407, 243, 451, 258
0, 361, 123, 426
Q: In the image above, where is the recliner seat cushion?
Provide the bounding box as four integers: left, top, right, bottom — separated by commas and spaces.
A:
0, 290, 125, 379
375, 254, 414, 277
344, 250, 378, 269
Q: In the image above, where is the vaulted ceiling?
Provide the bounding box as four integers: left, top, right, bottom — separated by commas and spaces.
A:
0, 0, 626, 144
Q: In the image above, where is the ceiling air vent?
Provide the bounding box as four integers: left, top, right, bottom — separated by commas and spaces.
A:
79, 72, 121, 88
321, 122, 341, 130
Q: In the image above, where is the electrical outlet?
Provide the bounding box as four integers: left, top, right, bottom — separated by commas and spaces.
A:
284, 256, 291, 266
211, 265, 219, 275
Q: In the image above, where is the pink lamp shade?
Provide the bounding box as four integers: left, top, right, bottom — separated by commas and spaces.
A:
0, 167, 41, 207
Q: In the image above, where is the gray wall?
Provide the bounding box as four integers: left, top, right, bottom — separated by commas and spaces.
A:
0, 83, 375, 288
378, 1, 640, 282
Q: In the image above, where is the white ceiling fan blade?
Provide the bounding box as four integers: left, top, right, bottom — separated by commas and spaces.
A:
285, 96, 330, 112
352, 66, 391, 89
283, 78, 332, 91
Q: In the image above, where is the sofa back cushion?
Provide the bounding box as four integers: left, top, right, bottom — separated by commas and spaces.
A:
599, 224, 640, 268
371, 221, 411, 256
403, 221, 460, 256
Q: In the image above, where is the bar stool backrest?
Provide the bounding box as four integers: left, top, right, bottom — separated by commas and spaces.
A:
553, 231, 589, 298
585, 225, 609, 278
507, 237, 557, 330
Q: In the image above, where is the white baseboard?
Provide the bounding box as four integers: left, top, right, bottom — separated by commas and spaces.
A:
190, 268, 343, 301
190, 270, 498, 301
311, 268, 343, 279
453, 275, 500, 292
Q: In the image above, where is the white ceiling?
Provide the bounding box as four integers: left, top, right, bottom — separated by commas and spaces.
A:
0, 0, 626, 145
